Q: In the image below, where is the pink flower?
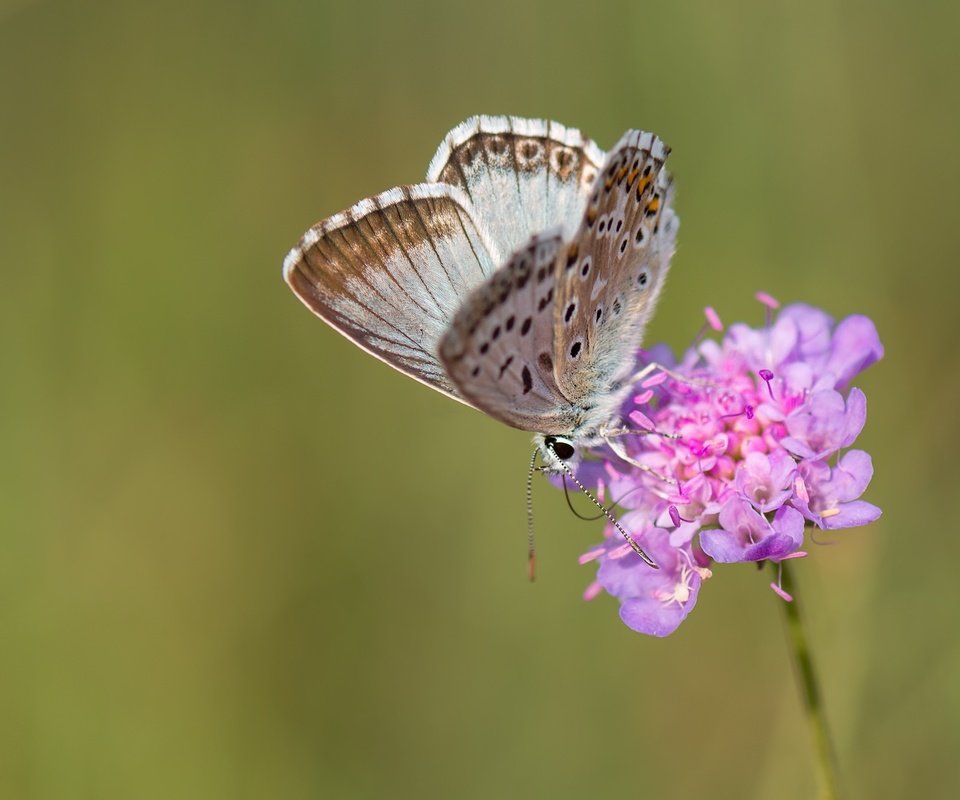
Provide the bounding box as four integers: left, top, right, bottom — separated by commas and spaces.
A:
566, 298, 883, 635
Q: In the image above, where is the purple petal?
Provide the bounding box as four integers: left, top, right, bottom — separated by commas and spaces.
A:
771, 505, 805, 551
593, 526, 704, 636
669, 521, 700, 547
640, 343, 678, 369
595, 514, 668, 598
784, 389, 866, 459
825, 315, 884, 388
735, 450, 797, 512
780, 436, 817, 460
841, 388, 867, 447
780, 362, 816, 396
700, 528, 749, 562
620, 587, 699, 637
704, 499, 805, 563
767, 317, 801, 366
726, 317, 798, 371
823, 501, 882, 529
743, 533, 799, 561
717, 496, 764, 535
781, 304, 834, 361
833, 450, 874, 501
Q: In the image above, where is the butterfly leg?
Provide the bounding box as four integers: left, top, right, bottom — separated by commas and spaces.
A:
597, 358, 719, 481
625, 361, 718, 390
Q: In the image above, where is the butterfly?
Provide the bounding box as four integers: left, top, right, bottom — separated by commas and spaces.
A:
283, 116, 678, 570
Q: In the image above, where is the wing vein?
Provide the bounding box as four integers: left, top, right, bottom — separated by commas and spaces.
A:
374, 202, 446, 317
408, 195, 462, 297
320, 234, 436, 357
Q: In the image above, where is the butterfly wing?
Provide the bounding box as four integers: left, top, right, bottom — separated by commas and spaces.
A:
438, 230, 578, 434
427, 116, 606, 259
551, 131, 679, 413
283, 183, 502, 403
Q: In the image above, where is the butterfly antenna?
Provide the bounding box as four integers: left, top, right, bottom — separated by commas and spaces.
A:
526, 448, 539, 582
546, 443, 659, 570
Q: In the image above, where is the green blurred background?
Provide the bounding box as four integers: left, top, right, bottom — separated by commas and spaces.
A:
2, 0, 957, 797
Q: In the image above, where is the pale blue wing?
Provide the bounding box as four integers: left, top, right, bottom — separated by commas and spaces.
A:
427, 116, 606, 260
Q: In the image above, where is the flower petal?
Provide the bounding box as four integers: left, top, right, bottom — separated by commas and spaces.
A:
841, 388, 867, 447
823, 501, 882, 529
833, 450, 874, 501
781, 303, 834, 362
700, 528, 748, 562
619, 590, 698, 637
826, 315, 884, 388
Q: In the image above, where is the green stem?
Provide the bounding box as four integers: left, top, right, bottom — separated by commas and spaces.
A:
775, 561, 842, 800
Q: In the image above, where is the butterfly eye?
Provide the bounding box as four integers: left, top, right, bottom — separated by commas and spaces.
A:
544, 436, 575, 461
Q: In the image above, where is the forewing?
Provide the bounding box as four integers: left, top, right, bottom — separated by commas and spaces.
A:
438, 231, 576, 434
427, 115, 606, 259
552, 130, 679, 402
283, 183, 502, 402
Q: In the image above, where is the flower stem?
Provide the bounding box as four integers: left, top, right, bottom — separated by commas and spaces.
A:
776, 561, 842, 800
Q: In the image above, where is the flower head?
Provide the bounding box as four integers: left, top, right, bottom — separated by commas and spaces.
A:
567, 298, 883, 635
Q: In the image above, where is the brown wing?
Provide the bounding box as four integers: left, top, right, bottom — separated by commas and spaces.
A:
551, 131, 678, 405
438, 230, 577, 434
283, 183, 502, 402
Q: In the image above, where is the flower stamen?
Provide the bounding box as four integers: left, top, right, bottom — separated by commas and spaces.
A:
641, 371, 668, 389
656, 563, 696, 608
758, 368, 775, 400
770, 560, 793, 602
704, 306, 724, 331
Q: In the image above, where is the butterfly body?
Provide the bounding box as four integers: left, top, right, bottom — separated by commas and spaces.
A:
284, 116, 678, 467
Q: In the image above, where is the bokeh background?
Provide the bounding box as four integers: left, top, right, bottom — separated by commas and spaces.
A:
2, 0, 958, 797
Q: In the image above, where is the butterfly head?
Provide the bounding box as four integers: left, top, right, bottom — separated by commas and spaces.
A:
533, 431, 659, 570
538, 434, 577, 472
